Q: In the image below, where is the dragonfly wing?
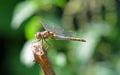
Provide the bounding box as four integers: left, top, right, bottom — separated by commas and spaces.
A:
40, 20, 53, 31
52, 26, 65, 36
63, 31, 76, 37
40, 20, 76, 37
40, 20, 65, 36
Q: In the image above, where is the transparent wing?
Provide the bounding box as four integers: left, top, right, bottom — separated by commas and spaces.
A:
40, 20, 65, 36
40, 20, 76, 37
63, 31, 76, 37
40, 20, 54, 31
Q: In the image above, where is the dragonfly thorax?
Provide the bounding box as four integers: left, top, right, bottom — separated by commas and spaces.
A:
41, 31, 51, 39
35, 31, 52, 40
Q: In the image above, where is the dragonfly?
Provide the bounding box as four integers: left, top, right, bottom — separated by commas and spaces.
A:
35, 20, 86, 48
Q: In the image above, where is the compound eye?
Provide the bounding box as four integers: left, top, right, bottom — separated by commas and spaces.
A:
35, 32, 41, 39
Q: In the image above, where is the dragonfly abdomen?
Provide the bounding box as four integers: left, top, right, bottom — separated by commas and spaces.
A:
55, 35, 86, 42
66, 37, 86, 42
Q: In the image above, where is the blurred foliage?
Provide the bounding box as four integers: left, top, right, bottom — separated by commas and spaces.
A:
0, 0, 120, 75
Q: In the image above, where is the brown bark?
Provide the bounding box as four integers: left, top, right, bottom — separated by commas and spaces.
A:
32, 42, 55, 75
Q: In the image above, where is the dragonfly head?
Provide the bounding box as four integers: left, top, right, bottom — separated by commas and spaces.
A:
35, 32, 42, 39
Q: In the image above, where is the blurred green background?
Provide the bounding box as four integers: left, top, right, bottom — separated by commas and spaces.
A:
0, 0, 120, 75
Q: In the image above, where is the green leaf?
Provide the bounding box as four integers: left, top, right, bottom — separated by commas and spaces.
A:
53, 0, 67, 8
11, 1, 37, 29
24, 16, 42, 40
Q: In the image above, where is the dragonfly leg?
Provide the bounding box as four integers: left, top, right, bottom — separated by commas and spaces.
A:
37, 39, 41, 42
43, 39, 51, 49
41, 38, 48, 49
34, 38, 41, 43
41, 39, 44, 46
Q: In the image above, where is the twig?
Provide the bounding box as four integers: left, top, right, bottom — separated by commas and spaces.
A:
32, 42, 56, 75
